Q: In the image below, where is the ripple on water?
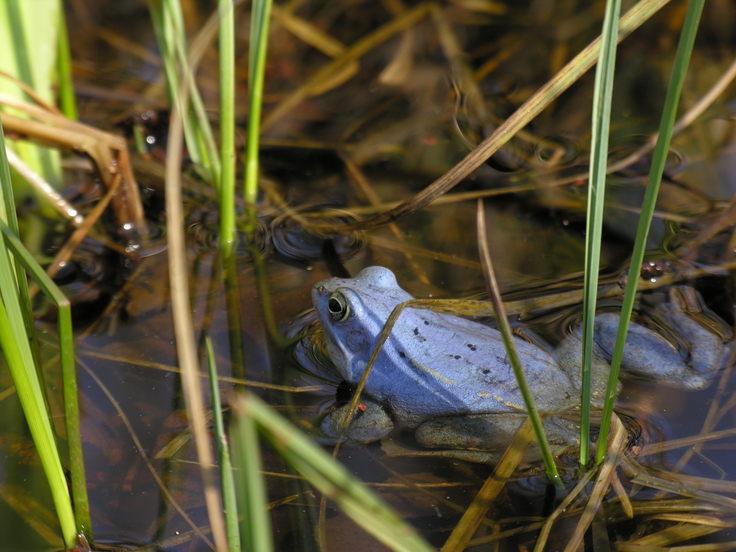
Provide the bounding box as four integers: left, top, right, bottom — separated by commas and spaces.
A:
271, 208, 364, 262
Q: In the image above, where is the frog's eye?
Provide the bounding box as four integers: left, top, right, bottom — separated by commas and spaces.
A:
327, 292, 350, 322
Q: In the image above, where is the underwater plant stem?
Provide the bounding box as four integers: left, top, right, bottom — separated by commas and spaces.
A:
223, 250, 246, 379
244, 0, 273, 236
207, 338, 241, 552
595, 0, 705, 466
580, 0, 621, 469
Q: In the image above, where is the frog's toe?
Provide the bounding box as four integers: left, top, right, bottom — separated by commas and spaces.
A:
320, 400, 394, 444
674, 373, 708, 390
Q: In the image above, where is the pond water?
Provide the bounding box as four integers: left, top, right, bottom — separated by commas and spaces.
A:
3, 1, 736, 551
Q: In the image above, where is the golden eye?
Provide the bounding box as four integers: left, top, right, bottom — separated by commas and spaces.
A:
327, 292, 350, 322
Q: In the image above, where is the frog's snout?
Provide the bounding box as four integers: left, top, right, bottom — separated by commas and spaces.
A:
312, 284, 329, 309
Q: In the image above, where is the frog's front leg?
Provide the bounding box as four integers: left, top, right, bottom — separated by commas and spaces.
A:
414, 413, 579, 463
594, 287, 730, 390
320, 398, 395, 444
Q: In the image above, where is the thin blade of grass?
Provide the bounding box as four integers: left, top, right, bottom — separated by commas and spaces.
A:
149, 0, 220, 184
579, 0, 621, 468
218, 0, 236, 255
0, 122, 76, 548
165, 0, 221, 185
0, 0, 63, 194
147, 1, 200, 169
1, 223, 92, 542
476, 199, 561, 484
163, 0, 221, 185
236, 393, 434, 552
533, 469, 597, 552
231, 394, 273, 552
565, 414, 628, 552
596, 0, 706, 466
206, 338, 241, 552
0, 130, 77, 548
163, 12, 229, 548
244, 0, 273, 235
55, 2, 77, 121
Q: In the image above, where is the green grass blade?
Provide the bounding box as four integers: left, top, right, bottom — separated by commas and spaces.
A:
579, 0, 621, 468
0, 0, 63, 200
596, 0, 706, 466
1, 223, 92, 542
218, 0, 236, 256
206, 338, 241, 552
56, 0, 77, 121
0, 93, 43, 379
147, 0, 200, 168
244, 0, 273, 234
237, 393, 435, 552
149, 0, 221, 184
477, 201, 561, 484
0, 122, 76, 549
231, 395, 274, 552
162, 0, 221, 184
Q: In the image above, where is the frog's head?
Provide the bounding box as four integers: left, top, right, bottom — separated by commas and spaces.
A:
312, 266, 414, 383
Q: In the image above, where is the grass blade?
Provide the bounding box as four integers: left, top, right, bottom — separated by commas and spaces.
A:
1, 223, 92, 542
218, 0, 236, 255
596, 0, 706, 465
0, 121, 76, 548
206, 338, 241, 552
579, 0, 621, 468
148, 0, 221, 184
236, 393, 434, 552
56, 0, 77, 121
476, 200, 561, 484
163, 20, 230, 548
231, 395, 273, 552
244, 0, 273, 234
0, 0, 63, 198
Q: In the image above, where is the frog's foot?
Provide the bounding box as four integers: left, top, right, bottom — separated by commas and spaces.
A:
414, 413, 578, 463
594, 287, 730, 390
320, 398, 394, 444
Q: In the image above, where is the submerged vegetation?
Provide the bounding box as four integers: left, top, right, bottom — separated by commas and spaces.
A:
2, 0, 736, 551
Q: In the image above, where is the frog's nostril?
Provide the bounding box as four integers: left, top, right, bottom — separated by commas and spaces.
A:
316, 285, 327, 295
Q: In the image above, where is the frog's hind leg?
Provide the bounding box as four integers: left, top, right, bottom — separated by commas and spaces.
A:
414, 413, 577, 463
593, 287, 730, 390
654, 287, 732, 385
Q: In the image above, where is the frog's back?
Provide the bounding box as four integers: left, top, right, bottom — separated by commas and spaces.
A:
368, 307, 578, 427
